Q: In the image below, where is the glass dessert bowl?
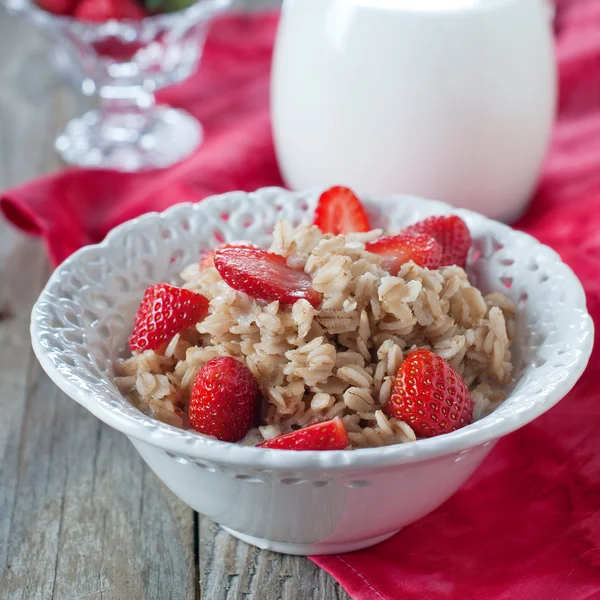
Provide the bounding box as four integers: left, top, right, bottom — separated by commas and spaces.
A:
4, 0, 231, 171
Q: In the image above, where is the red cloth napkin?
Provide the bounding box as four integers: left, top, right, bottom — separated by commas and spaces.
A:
3, 5, 600, 600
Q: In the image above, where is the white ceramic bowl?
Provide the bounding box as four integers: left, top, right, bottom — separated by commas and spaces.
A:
31, 188, 593, 555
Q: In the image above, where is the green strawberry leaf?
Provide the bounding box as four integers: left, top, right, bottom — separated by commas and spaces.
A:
163, 0, 196, 12
143, 0, 164, 10
142, 0, 195, 12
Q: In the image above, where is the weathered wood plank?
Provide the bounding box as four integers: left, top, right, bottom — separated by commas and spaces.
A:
0, 228, 48, 591
0, 9, 197, 600
1, 353, 199, 600
199, 517, 351, 600
0, 9, 61, 591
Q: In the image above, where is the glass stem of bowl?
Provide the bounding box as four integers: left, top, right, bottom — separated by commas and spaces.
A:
97, 83, 157, 145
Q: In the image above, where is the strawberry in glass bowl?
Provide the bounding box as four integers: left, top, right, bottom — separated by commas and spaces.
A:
4, 0, 231, 171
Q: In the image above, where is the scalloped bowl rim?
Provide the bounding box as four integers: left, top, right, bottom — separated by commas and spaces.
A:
31, 188, 594, 471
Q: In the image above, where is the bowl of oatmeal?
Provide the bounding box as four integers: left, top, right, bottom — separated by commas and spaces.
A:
31, 187, 593, 555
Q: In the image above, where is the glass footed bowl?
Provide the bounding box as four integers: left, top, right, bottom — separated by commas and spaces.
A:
4, 0, 231, 171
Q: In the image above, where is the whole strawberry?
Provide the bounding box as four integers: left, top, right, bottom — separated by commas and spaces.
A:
74, 0, 145, 21
386, 349, 473, 438
129, 284, 209, 352
189, 357, 260, 443
258, 418, 348, 450
403, 215, 472, 268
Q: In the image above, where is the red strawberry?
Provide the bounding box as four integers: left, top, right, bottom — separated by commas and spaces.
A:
403, 215, 472, 268
35, 0, 78, 15
189, 357, 260, 443
314, 186, 371, 234
213, 246, 320, 307
200, 242, 257, 271
129, 284, 209, 352
258, 418, 348, 450
118, 0, 146, 18
75, 0, 145, 22
365, 232, 442, 273
386, 349, 473, 438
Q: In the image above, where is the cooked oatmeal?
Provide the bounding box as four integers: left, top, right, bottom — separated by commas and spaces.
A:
115, 220, 515, 448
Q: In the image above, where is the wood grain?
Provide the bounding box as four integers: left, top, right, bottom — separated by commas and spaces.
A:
0, 4, 350, 599
0, 12, 58, 595
0, 9, 197, 600
199, 518, 351, 600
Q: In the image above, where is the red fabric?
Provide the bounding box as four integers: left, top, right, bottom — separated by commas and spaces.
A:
2, 5, 600, 600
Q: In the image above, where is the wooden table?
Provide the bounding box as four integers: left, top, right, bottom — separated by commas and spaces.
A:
0, 8, 351, 599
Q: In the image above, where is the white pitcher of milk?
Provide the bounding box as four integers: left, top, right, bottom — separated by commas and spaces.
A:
271, 0, 556, 222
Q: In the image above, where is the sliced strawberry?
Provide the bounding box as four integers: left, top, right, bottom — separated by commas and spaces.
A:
403, 215, 472, 268
129, 284, 209, 352
258, 418, 348, 450
35, 0, 78, 15
213, 246, 321, 307
313, 186, 371, 234
200, 242, 258, 271
386, 349, 473, 438
75, 0, 145, 21
365, 232, 442, 273
189, 357, 260, 443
